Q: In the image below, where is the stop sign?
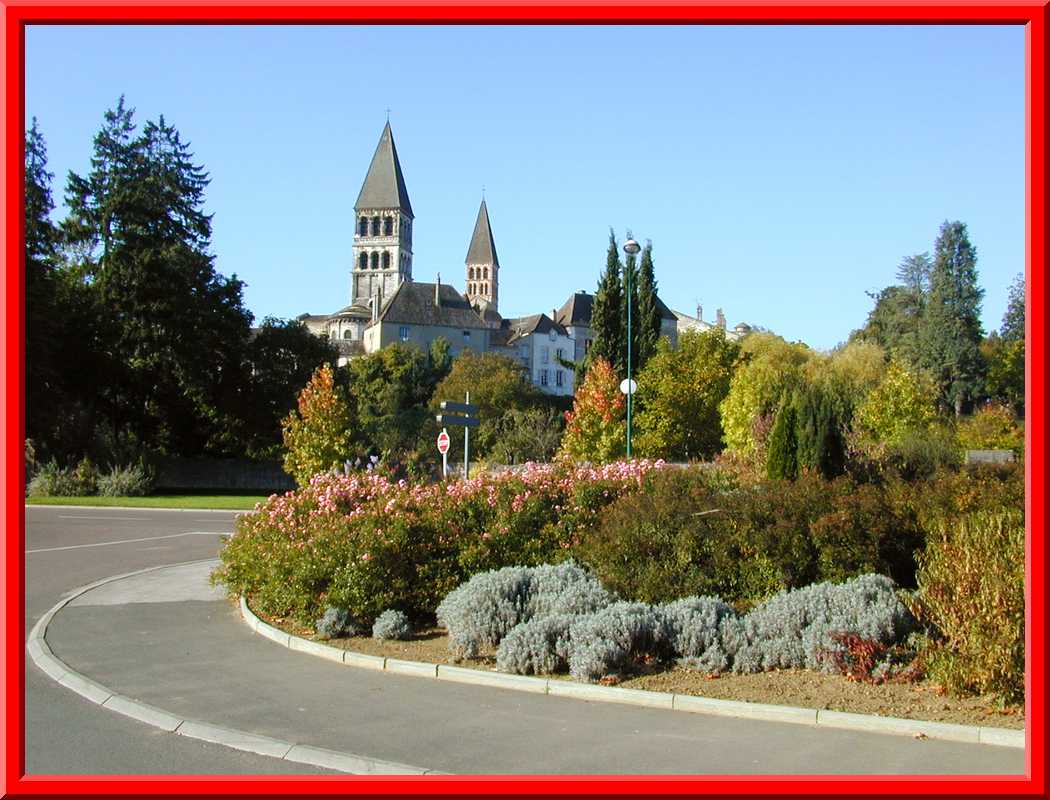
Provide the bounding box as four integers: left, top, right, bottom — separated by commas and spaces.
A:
437, 429, 450, 454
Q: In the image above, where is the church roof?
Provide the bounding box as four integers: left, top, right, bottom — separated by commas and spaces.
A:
355, 122, 414, 217
465, 200, 499, 267
376, 281, 487, 329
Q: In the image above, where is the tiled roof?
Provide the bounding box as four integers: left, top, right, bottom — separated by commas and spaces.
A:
377, 281, 487, 329
465, 200, 499, 267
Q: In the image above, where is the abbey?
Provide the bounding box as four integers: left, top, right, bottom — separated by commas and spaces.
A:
301, 123, 751, 396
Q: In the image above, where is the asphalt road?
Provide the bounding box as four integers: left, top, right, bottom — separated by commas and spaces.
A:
23, 505, 1028, 778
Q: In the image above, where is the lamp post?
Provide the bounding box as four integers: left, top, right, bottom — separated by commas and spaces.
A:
622, 237, 641, 458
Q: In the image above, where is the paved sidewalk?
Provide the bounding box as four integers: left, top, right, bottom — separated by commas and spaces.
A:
36, 560, 1026, 775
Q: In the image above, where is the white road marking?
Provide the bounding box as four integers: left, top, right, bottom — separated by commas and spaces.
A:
27, 532, 230, 554
58, 515, 151, 521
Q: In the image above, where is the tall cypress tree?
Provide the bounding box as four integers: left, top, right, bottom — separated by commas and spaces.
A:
920, 220, 985, 416
621, 233, 640, 377
636, 240, 661, 370
589, 229, 624, 374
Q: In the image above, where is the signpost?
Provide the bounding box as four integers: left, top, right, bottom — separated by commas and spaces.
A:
437, 429, 450, 477
437, 393, 479, 479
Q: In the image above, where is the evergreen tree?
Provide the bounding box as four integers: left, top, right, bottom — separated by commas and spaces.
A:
766, 402, 798, 480
621, 232, 640, 376
635, 239, 661, 369
589, 230, 624, 374
64, 99, 254, 455
1001, 272, 1025, 342
24, 119, 62, 454
920, 221, 986, 416
896, 252, 932, 296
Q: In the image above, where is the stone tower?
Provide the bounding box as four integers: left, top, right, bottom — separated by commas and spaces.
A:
351, 122, 414, 305
464, 199, 499, 312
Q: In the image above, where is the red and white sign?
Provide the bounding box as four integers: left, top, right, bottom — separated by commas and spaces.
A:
437, 429, 451, 455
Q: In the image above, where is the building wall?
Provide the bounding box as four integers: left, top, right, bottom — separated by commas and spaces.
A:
370, 321, 489, 357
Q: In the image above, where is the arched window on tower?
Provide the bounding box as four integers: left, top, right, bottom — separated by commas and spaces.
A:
359, 217, 368, 237
358, 253, 368, 270
381, 251, 390, 269
343, 329, 353, 340
371, 252, 380, 270
484, 283, 489, 295
384, 218, 393, 236
371, 217, 381, 236
483, 267, 489, 280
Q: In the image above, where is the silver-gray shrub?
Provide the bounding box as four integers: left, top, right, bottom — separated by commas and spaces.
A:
566, 602, 671, 682
436, 561, 612, 659
372, 609, 412, 640
495, 614, 575, 675
315, 606, 357, 639
721, 573, 914, 674
660, 596, 736, 659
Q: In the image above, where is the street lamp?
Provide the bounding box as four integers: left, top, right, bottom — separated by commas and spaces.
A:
622, 236, 641, 458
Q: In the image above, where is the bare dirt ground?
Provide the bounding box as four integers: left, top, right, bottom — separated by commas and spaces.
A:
259, 612, 1024, 730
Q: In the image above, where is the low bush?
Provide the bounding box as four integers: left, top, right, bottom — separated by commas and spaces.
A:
577, 469, 925, 605
372, 609, 412, 640
436, 561, 612, 659
96, 462, 154, 497
315, 606, 357, 639
488, 571, 914, 683
26, 458, 98, 497
956, 403, 1024, 456
914, 510, 1024, 705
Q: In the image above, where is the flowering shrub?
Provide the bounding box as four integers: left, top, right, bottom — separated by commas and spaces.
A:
372, 609, 412, 640
213, 459, 665, 627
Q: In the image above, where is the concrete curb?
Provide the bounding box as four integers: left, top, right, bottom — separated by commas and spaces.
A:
238, 597, 1025, 751
25, 503, 248, 514
26, 560, 444, 775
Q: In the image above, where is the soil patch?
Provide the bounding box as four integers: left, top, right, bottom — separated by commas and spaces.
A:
252, 608, 1023, 731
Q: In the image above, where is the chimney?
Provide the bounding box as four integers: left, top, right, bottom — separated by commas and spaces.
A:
716, 308, 726, 329
552, 308, 558, 325
435, 273, 441, 307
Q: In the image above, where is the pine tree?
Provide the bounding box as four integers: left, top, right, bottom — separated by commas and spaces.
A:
24, 119, 63, 452
1000, 273, 1025, 342
589, 229, 624, 374
64, 98, 254, 455
920, 220, 986, 416
635, 240, 661, 370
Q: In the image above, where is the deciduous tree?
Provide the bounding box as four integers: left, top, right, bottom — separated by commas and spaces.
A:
281, 363, 354, 486
559, 357, 625, 463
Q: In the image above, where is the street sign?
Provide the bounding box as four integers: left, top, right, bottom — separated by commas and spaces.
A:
440, 401, 478, 415
436, 413, 480, 428
437, 430, 450, 454
619, 378, 637, 395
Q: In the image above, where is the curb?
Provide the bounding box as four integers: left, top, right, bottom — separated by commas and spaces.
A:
25, 503, 248, 514
239, 598, 1026, 751
26, 560, 445, 775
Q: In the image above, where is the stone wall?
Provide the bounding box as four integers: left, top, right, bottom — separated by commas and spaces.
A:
153, 457, 295, 493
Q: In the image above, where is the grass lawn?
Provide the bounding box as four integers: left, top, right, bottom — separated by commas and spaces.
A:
25, 494, 269, 510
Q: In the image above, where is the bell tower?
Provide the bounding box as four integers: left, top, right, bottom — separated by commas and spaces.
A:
464, 199, 499, 312
351, 122, 414, 306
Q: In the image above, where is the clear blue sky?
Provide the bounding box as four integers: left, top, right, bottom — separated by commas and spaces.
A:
25, 25, 1024, 351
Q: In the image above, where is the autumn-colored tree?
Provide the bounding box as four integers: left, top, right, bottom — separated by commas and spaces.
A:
719, 333, 815, 457
281, 363, 354, 486
854, 359, 938, 446
559, 358, 626, 463
634, 330, 739, 460
956, 403, 1024, 456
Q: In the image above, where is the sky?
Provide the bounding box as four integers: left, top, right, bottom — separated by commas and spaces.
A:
25, 24, 1025, 351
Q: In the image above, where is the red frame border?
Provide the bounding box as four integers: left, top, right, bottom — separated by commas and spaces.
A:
3, 4, 1045, 797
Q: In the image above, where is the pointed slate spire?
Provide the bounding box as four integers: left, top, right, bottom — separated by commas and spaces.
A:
466, 199, 499, 267
355, 122, 413, 217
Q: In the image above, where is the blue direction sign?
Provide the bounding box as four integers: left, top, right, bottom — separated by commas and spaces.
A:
436, 413, 479, 428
